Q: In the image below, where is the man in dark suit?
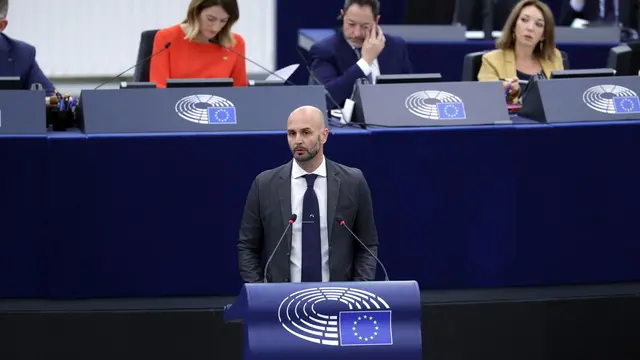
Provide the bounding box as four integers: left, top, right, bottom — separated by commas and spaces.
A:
0, 0, 54, 94
559, 0, 638, 28
309, 0, 412, 108
237, 105, 379, 283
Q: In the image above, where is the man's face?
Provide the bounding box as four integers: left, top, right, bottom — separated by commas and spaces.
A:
341, 4, 379, 46
287, 113, 328, 162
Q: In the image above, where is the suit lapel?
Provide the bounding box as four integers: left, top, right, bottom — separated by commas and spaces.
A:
377, 47, 389, 74
278, 162, 293, 247
0, 35, 15, 77
337, 35, 359, 72
502, 49, 517, 80
540, 57, 554, 79
505, 48, 555, 79
326, 160, 340, 242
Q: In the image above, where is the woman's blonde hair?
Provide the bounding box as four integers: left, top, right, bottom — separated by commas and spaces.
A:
182, 0, 239, 47
495, 0, 557, 60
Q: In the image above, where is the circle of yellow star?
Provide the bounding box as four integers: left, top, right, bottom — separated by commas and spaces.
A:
352, 315, 379, 341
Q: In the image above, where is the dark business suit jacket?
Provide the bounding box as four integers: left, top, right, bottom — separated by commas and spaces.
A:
558, 0, 637, 27
237, 159, 379, 283
0, 33, 54, 94
309, 31, 413, 108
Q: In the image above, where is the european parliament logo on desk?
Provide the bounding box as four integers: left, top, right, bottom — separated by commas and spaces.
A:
405, 90, 467, 120
277, 287, 393, 347
582, 85, 640, 115
174, 94, 237, 124
339, 310, 392, 346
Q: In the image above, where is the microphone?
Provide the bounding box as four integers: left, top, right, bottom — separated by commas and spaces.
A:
209, 38, 297, 85
263, 214, 297, 283
94, 41, 172, 90
210, 38, 348, 123
336, 216, 389, 281
294, 46, 346, 117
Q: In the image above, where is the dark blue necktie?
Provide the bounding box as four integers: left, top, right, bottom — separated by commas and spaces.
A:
354, 48, 374, 84
301, 174, 322, 282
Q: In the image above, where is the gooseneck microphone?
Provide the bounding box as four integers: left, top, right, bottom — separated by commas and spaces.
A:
93, 41, 172, 90
263, 214, 297, 283
209, 38, 296, 85
294, 46, 346, 115
336, 216, 389, 281
209, 37, 347, 121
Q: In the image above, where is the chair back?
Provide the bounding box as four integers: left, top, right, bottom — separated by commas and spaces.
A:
133, 30, 159, 82
461, 50, 488, 81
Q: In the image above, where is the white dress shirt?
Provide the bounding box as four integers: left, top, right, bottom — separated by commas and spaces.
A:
290, 156, 330, 282
349, 40, 380, 84
356, 57, 381, 84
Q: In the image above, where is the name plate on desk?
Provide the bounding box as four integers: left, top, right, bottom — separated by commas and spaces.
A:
0, 91, 46, 135
79, 86, 326, 134
353, 81, 510, 127
520, 76, 640, 123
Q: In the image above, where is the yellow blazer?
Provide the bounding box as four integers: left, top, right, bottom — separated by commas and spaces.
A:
477, 48, 564, 101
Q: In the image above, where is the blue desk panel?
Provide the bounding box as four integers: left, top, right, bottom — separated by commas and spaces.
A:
0, 135, 48, 298
298, 29, 615, 82
4, 120, 640, 299
369, 121, 640, 288
45, 127, 372, 298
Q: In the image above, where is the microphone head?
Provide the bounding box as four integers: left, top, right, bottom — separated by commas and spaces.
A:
208, 37, 218, 44
336, 216, 345, 225
164, 42, 172, 49
290, 214, 298, 223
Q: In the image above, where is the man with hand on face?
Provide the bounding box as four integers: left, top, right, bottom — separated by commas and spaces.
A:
237, 105, 379, 284
309, 0, 413, 108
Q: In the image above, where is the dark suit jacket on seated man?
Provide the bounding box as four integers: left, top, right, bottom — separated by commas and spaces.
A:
0, 1, 54, 94
559, 0, 638, 27
237, 105, 379, 283
309, 0, 413, 108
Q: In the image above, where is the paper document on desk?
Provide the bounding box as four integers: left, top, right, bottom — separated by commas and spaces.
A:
570, 18, 589, 28
265, 64, 299, 81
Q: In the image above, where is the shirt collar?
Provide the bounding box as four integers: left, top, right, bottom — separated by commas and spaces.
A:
291, 155, 327, 179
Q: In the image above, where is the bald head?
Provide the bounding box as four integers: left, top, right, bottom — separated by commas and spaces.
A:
286, 105, 329, 165
287, 105, 325, 131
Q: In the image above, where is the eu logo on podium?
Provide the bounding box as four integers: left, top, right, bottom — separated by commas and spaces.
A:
613, 96, 640, 113
436, 102, 466, 119
278, 287, 394, 347
224, 281, 422, 360
339, 310, 393, 346
175, 94, 237, 124
208, 106, 237, 124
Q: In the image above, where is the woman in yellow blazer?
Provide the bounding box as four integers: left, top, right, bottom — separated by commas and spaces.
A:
478, 0, 563, 103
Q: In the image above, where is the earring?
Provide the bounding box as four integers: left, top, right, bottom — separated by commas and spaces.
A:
539, 41, 544, 51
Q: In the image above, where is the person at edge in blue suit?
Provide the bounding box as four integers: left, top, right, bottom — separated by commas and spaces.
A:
0, 0, 55, 94
309, 0, 413, 109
